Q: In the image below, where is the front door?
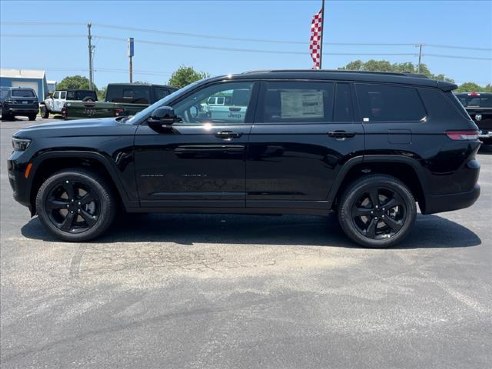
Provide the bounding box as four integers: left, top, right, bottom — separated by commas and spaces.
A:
134, 81, 258, 208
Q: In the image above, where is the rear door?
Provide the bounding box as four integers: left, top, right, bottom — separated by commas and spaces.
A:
246, 80, 364, 210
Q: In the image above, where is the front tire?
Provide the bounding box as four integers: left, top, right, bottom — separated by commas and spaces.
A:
35, 169, 116, 241
41, 106, 49, 119
338, 175, 416, 248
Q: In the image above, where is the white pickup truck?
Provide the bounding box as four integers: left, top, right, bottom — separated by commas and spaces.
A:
40, 89, 97, 118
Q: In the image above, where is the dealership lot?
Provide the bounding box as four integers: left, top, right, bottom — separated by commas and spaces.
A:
1, 118, 491, 368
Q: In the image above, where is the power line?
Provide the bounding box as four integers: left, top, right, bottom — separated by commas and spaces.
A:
425, 54, 492, 61
96, 35, 418, 56
2, 21, 491, 52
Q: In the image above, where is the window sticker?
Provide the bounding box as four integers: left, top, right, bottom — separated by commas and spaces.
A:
280, 90, 324, 119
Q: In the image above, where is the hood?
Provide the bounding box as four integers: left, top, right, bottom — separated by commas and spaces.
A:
14, 117, 128, 138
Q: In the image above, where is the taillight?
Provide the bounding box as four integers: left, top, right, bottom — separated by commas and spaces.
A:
446, 130, 479, 141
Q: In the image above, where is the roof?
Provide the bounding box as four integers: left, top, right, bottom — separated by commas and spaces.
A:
222, 69, 457, 91
0, 68, 46, 79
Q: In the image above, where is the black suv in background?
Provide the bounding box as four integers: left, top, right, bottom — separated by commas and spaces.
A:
8, 70, 481, 247
455, 92, 492, 145
1, 87, 39, 121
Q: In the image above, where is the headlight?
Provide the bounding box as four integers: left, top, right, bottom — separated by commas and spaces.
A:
12, 137, 31, 151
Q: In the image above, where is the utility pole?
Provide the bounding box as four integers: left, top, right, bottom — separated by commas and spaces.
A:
88, 23, 94, 90
417, 44, 423, 74
128, 38, 134, 83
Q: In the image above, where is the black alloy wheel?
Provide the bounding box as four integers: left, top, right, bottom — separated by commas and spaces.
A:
338, 175, 416, 248
36, 169, 115, 241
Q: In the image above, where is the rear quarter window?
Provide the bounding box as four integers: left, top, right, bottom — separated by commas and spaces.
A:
356, 84, 426, 122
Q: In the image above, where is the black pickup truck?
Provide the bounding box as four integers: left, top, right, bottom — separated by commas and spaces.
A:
63, 83, 176, 120
455, 92, 492, 144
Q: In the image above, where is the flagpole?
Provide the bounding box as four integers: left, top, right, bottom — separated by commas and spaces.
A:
319, 0, 325, 69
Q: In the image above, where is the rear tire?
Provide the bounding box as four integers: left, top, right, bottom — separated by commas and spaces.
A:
338, 175, 416, 248
36, 169, 116, 242
28, 114, 37, 121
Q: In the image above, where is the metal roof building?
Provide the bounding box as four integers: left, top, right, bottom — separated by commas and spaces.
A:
0, 69, 49, 99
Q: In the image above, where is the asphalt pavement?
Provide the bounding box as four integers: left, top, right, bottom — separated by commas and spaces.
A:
1, 117, 491, 369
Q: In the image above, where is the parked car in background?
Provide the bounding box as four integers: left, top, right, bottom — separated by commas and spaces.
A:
40, 89, 98, 118
0, 86, 39, 121
8, 70, 481, 247
455, 92, 492, 145
62, 83, 176, 120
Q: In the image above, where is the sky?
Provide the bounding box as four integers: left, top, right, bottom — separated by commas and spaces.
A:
1, 0, 491, 88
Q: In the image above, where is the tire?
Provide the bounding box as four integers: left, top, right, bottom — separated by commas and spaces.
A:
338, 175, 416, 248
28, 114, 37, 121
41, 106, 49, 119
35, 169, 116, 242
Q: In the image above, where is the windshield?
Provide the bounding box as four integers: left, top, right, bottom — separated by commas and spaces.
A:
127, 80, 202, 124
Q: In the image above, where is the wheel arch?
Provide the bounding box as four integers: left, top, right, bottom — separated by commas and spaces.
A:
328, 155, 429, 212
29, 152, 129, 215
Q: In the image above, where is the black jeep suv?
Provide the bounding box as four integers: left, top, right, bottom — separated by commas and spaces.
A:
8, 70, 481, 247
1, 87, 39, 121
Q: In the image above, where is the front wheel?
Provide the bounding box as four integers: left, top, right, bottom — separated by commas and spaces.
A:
36, 169, 116, 241
338, 175, 416, 248
41, 106, 49, 119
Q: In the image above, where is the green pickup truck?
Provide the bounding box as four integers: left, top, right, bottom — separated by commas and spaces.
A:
62, 83, 177, 120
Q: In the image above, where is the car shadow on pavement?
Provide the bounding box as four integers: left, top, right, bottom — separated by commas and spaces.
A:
21, 213, 481, 249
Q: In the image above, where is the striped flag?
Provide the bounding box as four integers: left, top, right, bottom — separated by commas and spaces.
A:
309, 9, 323, 69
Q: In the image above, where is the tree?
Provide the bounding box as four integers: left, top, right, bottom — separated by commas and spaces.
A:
168, 66, 209, 89
339, 60, 454, 83
57, 75, 97, 91
455, 82, 489, 93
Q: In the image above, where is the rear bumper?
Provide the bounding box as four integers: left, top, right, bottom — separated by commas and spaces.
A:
3, 106, 38, 115
423, 184, 480, 214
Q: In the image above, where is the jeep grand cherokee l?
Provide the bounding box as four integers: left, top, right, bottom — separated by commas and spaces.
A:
8, 70, 481, 247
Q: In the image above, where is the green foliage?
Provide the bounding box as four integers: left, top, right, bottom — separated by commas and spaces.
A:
339, 59, 454, 83
456, 82, 492, 93
57, 75, 97, 91
168, 66, 209, 89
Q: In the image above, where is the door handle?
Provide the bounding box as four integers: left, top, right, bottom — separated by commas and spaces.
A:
215, 131, 242, 139
327, 130, 356, 139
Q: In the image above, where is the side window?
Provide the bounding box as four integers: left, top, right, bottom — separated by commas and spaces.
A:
261, 81, 334, 123
154, 87, 170, 101
67, 91, 75, 100
356, 84, 426, 122
60, 91, 67, 99
173, 82, 254, 124
53, 91, 60, 99
334, 83, 353, 122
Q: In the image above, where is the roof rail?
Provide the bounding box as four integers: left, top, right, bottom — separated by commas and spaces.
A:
241, 69, 429, 78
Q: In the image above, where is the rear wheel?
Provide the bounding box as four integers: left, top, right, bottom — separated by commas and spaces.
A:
28, 114, 37, 121
338, 175, 416, 248
36, 169, 116, 241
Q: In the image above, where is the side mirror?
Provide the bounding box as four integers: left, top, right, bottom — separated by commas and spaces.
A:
148, 106, 178, 132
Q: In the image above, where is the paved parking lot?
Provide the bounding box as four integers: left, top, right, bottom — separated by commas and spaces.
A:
1, 118, 491, 369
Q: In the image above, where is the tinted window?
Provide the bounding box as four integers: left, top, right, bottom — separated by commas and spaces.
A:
356, 84, 426, 122
60, 91, 66, 99
173, 82, 254, 124
334, 83, 353, 122
12, 89, 35, 98
456, 94, 492, 108
261, 81, 334, 123
154, 87, 170, 101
